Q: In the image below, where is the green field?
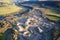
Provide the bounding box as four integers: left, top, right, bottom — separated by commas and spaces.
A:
0, 4, 24, 16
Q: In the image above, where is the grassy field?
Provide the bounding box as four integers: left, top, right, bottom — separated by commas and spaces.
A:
0, 4, 24, 16
0, 33, 5, 40
46, 15, 60, 22
45, 9, 60, 22
45, 9, 60, 17
0, 0, 25, 16
0, 0, 13, 4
